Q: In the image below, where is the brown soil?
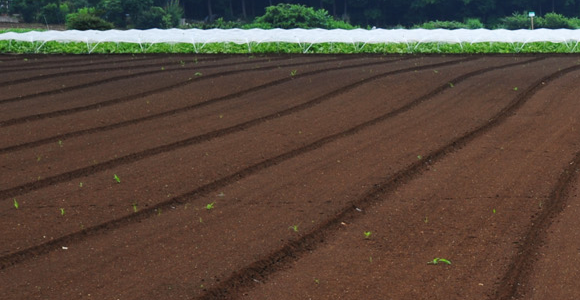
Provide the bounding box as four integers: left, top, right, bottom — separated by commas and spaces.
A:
1, 53, 579, 300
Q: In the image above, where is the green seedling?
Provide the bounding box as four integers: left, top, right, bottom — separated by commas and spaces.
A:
290, 69, 297, 77
513, 87, 518, 91
58, 140, 63, 147
369, 256, 373, 263
428, 258, 452, 265
424, 216, 429, 223
417, 155, 423, 160
113, 174, 121, 183
493, 208, 496, 214
364, 231, 372, 239
13, 198, 19, 209
79, 182, 83, 188
289, 224, 299, 232
132, 203, 138, 213
179, 60, 185, 66
60, 208, 65, 216
161, 66, 165, 71
205, 202, 215, 210
433, 70, 439, 73
194, 72, 203, 76
448, 82, 454, 88
314, 278, 320, 284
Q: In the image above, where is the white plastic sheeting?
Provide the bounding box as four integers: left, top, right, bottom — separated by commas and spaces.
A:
2, 28, 580, 52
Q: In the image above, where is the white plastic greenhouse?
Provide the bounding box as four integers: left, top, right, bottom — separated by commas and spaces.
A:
2, 28, 580, 53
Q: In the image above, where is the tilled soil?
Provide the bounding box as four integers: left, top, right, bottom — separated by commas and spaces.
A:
1, 54, 579, 300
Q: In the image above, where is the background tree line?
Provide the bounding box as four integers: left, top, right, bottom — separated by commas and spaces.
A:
3, 0, 580, 29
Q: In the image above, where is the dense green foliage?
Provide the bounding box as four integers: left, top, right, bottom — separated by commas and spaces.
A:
5, 0, 580, 29
66, 7, 114, 30
252, 4, 353, 29
1, 39, 580, 54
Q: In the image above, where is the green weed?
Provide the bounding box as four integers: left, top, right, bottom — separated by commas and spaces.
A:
205, 202, 215, 210
364, 231, 372, 239
13, 198, 19, 209
113, 174, 121, 183
428, 258, 452, 265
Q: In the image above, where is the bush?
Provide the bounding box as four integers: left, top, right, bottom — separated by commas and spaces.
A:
253, 4, 351, 29
465, 18, 484, 29
543, 12, 573, 29
414, 20, 466, 29
40, 3, 69, 24
164, 0, 184, 28
500, 12, 532, 29
66, 11, 114, 30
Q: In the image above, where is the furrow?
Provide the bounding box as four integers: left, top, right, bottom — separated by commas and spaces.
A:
494, 150, 580, 299
0, 54, 136, 70
0, 55, 293, 106
197, 62, 580, 299
0, 56, 413, 154
0, 56, 475, 200
0, 55, 243, 86
0, 56, 351, 125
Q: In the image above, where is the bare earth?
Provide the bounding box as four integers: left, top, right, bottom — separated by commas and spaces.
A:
1, 53, 579, 300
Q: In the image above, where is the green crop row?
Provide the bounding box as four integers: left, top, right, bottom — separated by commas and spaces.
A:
1, 40, 579, 54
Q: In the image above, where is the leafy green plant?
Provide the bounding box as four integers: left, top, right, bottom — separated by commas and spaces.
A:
364, 231, 372, 239
289, 224, 299, 232
205, 202, 215, 210
194, 72, 203, 76
60, 208, 65, 216
290, 69, 297, 77
13, 198, 19, 209
113, 174, 121, 183
132, 203, 138, 213
428, 258, 452, 265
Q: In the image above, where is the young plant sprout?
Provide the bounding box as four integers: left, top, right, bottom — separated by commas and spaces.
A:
290, 69, 297, 77
13, 198, 19, 209
289, 224, 299, 232
364, 231, 372, 239
205, 202, 215, 210
428, 258, 452, 265
114, 174, 121, 183
132, 203, 138, 213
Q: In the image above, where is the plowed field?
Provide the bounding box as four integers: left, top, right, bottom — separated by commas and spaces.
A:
1, 54, 580, 300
